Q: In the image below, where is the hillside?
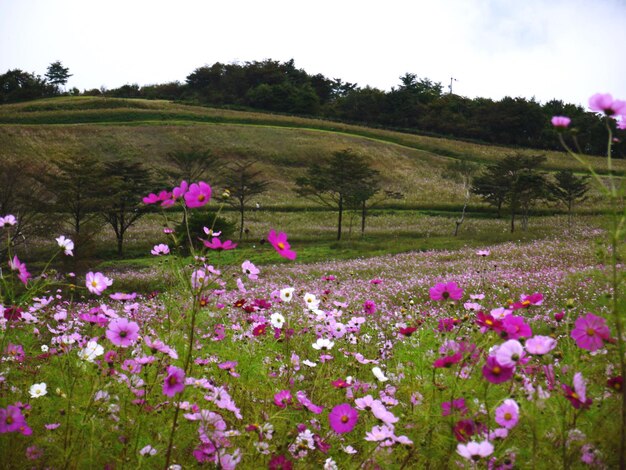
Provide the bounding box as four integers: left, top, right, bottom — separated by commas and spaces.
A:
0, 96, 619, 210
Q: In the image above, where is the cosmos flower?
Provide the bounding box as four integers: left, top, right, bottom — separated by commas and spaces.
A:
241, 260, 260, 280
184, 181, 212, 208
328, 403, 358, 434
495, 399, 519, 429
163, 365, 185, 397
562, 372, 592, 409
588, 93, 626, 116
55, 236, 74, 256
273, 390, 292, 409
525, 336, 557, 355
151, 244, 170, 256
482, 356, 515, 384
279, 287, 295, 302
106, 318, 140, 348
551, 116, 571, 128
85, 272, 113, 295
77, 341, 104, 362
495, 340, 525, 368
267, 229, 296, 260
571, 313, 611, 351
29, 383, 47, 398
0, 214, 17, 227
457, 440, 494, 461
429, 281, 463, 301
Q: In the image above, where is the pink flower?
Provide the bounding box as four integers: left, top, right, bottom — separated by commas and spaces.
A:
202, 237, 237, 251
618, 120, 626, 130
0, 405, 30, 435
457, 440, 494, 461
163, 365, 185, 397
151, 244, 170, 256
296, 390, 323, 414
0, 215, 17, 227
85, 272, 113, 295
525, 335, 557, 355
589, 93, 626, 116
267, 229, 296, 260
184, 182, 212, 208
571, 313, 611, 351
495, 340, 525, 368
551, 116, 571, 128
241, 260, 259, 280
274, 390, 293, 408
429, 282, 463, 301
495, 399, 519, 429
441, 398, 467, 416
328, 403, 358, 434
9, 256, 31, 285
476, 249, 490, 256
55, 236, 74, 256
363, 300, 377, 315
501, 315, 532, 340
106, 318, 140, 348
482, 356, 515, 384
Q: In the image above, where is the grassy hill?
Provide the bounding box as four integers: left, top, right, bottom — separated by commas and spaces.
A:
0, 96, 620, 208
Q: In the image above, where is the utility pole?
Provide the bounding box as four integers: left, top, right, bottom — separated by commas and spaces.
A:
448, 77, 457, 94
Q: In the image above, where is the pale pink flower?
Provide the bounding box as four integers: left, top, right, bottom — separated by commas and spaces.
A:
150, 244, 170, 256
551, 116, 571, 128
85, 272, 113, 295
55, 236, 74, 256
241, 260, 259, 280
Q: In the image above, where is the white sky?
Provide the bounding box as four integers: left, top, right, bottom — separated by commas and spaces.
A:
1, 0, 625, 107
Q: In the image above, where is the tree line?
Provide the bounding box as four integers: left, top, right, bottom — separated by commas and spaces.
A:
2, 60, 624, 157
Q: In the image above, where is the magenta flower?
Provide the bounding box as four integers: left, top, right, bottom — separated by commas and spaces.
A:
495, 399, 519, 429
571, 313, 611, 351
0, 405, 30, 435
274, 390, 293, 408
482, 356, 515, 384
163, 365, 185, 397
363, 300, 377, 315
143, 190, 170, 205
328, 403, 358, 434
106, 318, 140, 348
502, 315, 532, 340
296, 390, 323, 414
184, 181, 212, 208
562, 372, 592, 409
85, 272, 113, 295
267, 229, 297, 260
202, 237, 237, 251
441, 398, 468, 417
429, 281, 463, 301
551, 116, 571, 128
589, 93, 626, 116
525, 335, 557, 355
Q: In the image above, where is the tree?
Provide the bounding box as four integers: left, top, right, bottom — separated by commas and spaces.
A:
549, 170, 590, 226
295, 149, 380, 240
472, 154, 548, 232
163, 148, 220, 184
101, 160, 156, 257
0, 69, 53, 103
45, 61, 72, 92
42, 155, 110, 259
221, 159, 268, 241
443, 160, 478, 236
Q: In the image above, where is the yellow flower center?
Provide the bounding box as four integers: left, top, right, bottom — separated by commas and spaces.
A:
586, 328, 595, 336
277, 242, 285, 250
504, 412, 512, 420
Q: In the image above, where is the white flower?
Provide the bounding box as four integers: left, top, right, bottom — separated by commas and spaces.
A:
323, 457, 338, 470
312, 338, 334, 351
140, 445, 157, 456
302, 359, 317, 367
304, 293, 320, 310
41, 345, 49, 353
270, 313, 285, 329
29, 382, 47, 398
280, 287, 295, 302
78, 340, 104, 362
55, 235, 74, 256
372, 366, 389, 382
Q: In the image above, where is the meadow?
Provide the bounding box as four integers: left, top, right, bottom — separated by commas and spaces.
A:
1, 95, 625, 469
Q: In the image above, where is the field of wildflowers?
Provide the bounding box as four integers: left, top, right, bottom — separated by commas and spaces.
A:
1, 93, 625, 469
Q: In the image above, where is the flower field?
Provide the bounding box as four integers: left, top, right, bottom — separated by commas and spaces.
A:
0, 202, 623, 468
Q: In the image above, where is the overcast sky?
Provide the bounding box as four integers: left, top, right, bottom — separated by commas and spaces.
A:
1, 0, 625, 107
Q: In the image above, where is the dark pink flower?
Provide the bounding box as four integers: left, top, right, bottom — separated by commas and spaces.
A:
105, 318, 140, 348
482, 356, 515, 384
589, 93, 626, 116
571, 313, 611, 351
202, 237, 237, 251
0, 405, 28, 434
184, 181, 212, 208
274, 390, 293, 408
441, 398, 467, 417
562, 372, 592, 409
267, 229, 296, 260
268, 454, 294, 470
328, 403, 358, 434
9, 256, 31, 285
163, 365, 185, 397
433, 352, 463, 368
363, 300, 377, 315
501, 315, 532, 340
429, 282, 463, 301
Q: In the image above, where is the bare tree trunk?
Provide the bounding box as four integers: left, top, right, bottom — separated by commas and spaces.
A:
454, 190, 469, 236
